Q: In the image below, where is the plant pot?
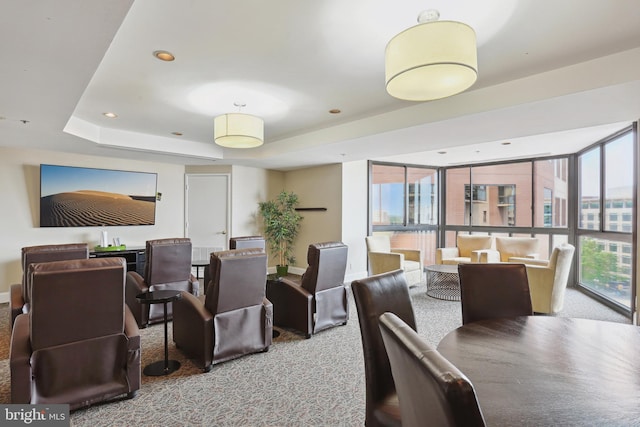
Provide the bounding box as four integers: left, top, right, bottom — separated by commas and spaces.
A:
276, 265, 289, 277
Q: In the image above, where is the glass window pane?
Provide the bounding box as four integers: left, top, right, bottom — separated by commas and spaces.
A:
579, 147, 600, 229
470, 163, 532, 227
534, 158, 568, 228
407, 167, 438, 225
604, 132, 633, 233
579, 235, 632, 309
445, 167, 470, 225
371, 164, 405, 226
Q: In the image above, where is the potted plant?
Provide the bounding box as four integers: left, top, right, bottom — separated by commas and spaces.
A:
258, 190, 303, 277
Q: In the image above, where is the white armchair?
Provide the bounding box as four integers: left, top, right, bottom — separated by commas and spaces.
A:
436, 234, 494, 265
365, 235, 423, 287
524, 244, 575, 314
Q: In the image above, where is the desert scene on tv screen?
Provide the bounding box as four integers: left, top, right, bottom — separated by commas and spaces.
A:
40, 165, 157, 227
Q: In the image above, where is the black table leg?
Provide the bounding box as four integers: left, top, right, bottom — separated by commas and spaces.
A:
143, 300, 181, 376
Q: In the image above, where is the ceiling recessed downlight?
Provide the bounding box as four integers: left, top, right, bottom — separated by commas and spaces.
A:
103, 112, 117, 118
171, 132, 183, 136
329, 109, 341, 114
153, 50, 175, 61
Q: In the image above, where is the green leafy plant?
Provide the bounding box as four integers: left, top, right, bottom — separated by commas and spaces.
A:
258, 190, 303, 267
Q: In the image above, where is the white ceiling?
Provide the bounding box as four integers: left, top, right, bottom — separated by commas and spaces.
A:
1, 0, 640, 170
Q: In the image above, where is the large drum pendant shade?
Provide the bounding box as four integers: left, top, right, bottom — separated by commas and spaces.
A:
214, 113, 264, 148
385, 20, 478, 101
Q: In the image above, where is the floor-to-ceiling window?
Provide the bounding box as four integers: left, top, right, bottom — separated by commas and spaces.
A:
369, 162, 438, 265
577, 127, 636, 313
368, 125, 636, 317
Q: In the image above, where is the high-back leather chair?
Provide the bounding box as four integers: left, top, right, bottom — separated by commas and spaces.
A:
200, 235, 267, 294
172, 249, 272, 371
9, 243, 89, 328
267, 242, 348, 338
379, 312, 486, 427
458, 263, 533, 324
229, 235, 266, 250
351, 269, 416, 427
125, 238, 199, 328
10, 257, 141, 410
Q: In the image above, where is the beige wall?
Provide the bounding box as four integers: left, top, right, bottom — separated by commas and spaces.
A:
284, 164, 343, 271
0, 146, 186, 295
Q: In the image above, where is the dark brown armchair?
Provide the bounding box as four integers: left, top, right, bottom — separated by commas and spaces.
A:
458, 263, 532, 325
10, 257, 140, 410
201, 236, 266, 294
172, 248, 272, 371
125, 238, 199, 328
9, 243, 89, 329
351, 269, 416, 427
379, 312, 486, 427
267, 242, 348, 338
229, 235, 266, 250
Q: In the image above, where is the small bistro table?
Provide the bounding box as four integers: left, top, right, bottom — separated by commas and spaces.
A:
424, 264, 460, 301
136, 290, 182, 376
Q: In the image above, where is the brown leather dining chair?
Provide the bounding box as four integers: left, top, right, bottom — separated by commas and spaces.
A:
9, 243, 89, 329
267, 242, 349, 338
351, 269, 416, 427
379, 312, 486, 427
125, 238, 199, 328
10, 257, 141, 410
457, 263, 533, 325
172, 248, 272, 372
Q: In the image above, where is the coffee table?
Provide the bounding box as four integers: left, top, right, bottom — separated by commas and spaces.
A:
424, 264, 460, 301
136, 290, 182, 376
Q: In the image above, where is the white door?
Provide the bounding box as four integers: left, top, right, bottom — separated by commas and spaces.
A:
185, 174, 229, 264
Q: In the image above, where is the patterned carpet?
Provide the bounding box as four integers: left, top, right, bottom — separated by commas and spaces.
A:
0, 284, 629, 426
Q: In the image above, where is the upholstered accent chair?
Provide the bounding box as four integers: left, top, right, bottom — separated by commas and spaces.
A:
267, 242, 349, 338
125, 238, 199, 328
491, 236, 540, 263
524, 244, 575, 314
352, 270, 416, 427
10, 257, 140, 410
9, 243, 89, 329
379, 312, 486, 427
365, 235, 423, 287
458, 263, 533, 325
436, 235, 493, 265
172, 249, 272, 371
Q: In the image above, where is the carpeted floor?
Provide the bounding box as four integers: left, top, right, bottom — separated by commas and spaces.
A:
0, 284, 630, 426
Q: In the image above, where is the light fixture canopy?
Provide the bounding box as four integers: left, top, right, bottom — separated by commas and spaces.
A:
385, 10, 478, 101
214, 112, 264, 148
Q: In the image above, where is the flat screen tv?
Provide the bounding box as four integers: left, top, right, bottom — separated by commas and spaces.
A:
40, 164, 158, 227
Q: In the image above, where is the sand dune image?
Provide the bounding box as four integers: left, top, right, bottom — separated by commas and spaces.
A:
40, 190, 156, 227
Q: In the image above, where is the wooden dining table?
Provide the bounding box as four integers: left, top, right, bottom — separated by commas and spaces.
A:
437, 316, 640, 426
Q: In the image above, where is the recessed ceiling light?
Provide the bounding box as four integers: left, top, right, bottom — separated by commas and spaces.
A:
153, 50, 175, 61
329, 109, 341, 114
437, 151, 447, 154
171, 132, 183, 136
501, 141, 512, 145
103, 112, 117, 118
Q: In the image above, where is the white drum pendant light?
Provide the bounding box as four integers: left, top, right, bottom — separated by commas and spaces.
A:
385, 9, 478, 101
214, 103, 264, 148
